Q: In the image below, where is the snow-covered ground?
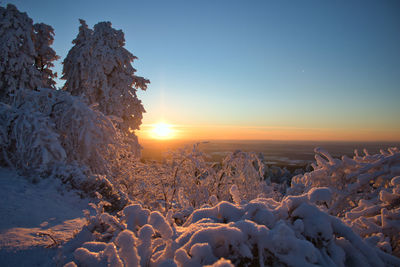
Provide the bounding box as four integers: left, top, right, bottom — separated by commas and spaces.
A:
1, 147, 400, 267
0, 168, 89, 266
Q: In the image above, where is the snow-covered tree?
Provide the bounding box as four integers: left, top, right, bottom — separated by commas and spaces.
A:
33, 23, 59, 89
0, 4, 42, 100
0, 5, 142, 204
62, 20, 149, 136
0, 4, 59, 101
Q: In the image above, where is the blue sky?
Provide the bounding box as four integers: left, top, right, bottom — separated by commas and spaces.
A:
5, 0, 400, 140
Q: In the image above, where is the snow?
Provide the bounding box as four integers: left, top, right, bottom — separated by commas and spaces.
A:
0, 167, 89, 266
149, 211, 174, 239
307, 187, 332, 203
62, 187, 400, 266
123, 204, 151, 232
229, 184, 241, 204
115, 230, 141, 267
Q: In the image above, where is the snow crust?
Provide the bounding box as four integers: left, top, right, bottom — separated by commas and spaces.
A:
0, 168, 88, 266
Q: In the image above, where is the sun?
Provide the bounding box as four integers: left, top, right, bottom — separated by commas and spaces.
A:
150, 122, 174, 140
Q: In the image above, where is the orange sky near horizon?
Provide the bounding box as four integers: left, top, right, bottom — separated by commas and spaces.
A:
137, 123, 400, 142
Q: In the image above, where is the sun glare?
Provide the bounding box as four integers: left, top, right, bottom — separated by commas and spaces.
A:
151, 122, 174, 139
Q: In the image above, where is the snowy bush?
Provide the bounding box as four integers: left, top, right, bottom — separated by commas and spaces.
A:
62, 192, 400, 266
289, 147, 400, 257
216, 150, 267, 201
1, 88, 125, 175
49, 163, 128, 211
118, 145, 271, 216
58, 147, 400, 266
0, 87, 132, 209
0, 100, 65, 173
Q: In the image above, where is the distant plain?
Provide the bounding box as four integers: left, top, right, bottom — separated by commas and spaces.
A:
140, 139, 400, 168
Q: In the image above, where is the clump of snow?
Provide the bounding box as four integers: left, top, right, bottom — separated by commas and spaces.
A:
123, 204, 150, 232
307, 187, 332, 203
114, 230, 141, 267
229, 184, 241, 205
149, 211, 173, 239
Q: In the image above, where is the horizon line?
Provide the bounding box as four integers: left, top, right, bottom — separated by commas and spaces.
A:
139, 137, 400, 143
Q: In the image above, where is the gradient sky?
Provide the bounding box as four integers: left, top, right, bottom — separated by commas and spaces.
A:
5, 0, 400, 141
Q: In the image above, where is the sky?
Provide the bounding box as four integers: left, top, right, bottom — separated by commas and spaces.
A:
5, 0, 400, 141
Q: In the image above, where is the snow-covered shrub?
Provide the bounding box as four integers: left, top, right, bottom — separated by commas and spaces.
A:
49, 163, 128, 211
0, 101, 65, 173
115, 144, 215, 214
289, 147, 400, 257
264, 165, 293, 185
119, 145, 270, 216
215, 150, 266, 201
0, 88, 131, 209
162, 144, 216, 210
63, 195, 400, 267
9, 88, 127, 176
62, 20, 149, 137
